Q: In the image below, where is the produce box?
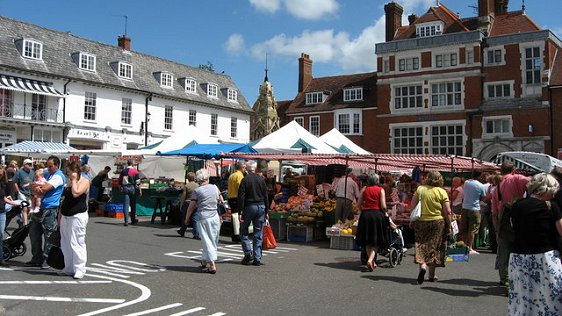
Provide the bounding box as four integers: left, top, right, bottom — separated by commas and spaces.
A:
329, 235, 355, 250
326, 227, 341, 237
446, 246, 469, 255
287, 225, 313, 243
270, 218, 287, 241
446, 254, 470, 262
105, 203, 124, 212
108, 211, 124, 219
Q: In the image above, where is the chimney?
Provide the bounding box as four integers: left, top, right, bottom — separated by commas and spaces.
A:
384, 2, 403, 42
478, 0, 493, 17
118, 35, 131, 51
408, 14, 418, 26
495, 0, 509, 15
298, 53, 312, 93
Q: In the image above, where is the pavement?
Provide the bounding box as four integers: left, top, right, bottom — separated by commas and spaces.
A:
0, 215, 508, 316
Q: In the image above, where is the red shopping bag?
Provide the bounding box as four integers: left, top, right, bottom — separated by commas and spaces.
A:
263, 220, 277, 250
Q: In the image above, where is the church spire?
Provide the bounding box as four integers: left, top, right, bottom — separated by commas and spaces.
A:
264, 53, 269, 82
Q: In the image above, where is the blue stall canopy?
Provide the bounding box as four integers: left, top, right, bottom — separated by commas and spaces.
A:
160, 143, 257, 159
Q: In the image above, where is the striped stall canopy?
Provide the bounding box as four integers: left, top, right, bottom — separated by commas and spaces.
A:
0, 74, 65, 98
1, 141, 75, 153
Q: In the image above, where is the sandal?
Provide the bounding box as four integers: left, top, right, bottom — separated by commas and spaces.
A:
200, 261, 207, 269
428, 276, 439, 282
366, 261, 377, 272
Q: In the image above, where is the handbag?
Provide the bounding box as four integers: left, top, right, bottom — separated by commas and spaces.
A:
263, 220, 277, 250
47, 246, 65, 270
410, 190, 422, 221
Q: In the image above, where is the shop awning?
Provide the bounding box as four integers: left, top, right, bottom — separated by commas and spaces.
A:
160, 143, 257, 159
1, 141, 75, 153
0, 74, 65, 98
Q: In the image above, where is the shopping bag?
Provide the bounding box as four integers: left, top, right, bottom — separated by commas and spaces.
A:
409, 201, 421, 221
47, 246, 65, 270
263, 220, 277, 250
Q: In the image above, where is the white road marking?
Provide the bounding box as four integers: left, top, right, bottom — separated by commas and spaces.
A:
169, 307, 206, 316
0, 295, 124, 303
207, 313, 226, 316
122, 303, 183, 315
0, 280, 111, 285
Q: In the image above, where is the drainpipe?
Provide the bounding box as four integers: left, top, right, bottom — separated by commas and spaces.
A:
144, 93, 152, 146
62, 79, 72, 143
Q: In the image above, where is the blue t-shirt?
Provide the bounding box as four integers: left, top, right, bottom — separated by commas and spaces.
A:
13, 168, 34, 196
462, 179, 486, 211
42, 169, 66, 209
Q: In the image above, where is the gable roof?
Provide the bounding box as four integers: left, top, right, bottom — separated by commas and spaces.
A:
489, 11, 541, 36
394, 5, 468, 40
285, 72, 377, 115
0, 16, 252, 114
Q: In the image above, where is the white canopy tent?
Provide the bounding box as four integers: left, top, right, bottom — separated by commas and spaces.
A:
319, 128, 371, 154
252, 120, 339, 154
127, 125, 220, 156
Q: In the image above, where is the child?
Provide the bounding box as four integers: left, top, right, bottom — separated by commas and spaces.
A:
28, 169, 46, 213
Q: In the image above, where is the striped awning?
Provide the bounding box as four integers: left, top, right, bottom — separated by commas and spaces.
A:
1, 141, 75, 153
0, 74, 65, 98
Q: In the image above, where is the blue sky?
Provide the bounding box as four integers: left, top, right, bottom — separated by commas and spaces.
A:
1, 0, 561, 104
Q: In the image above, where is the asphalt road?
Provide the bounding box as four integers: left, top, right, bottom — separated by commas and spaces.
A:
1, 214, 508, 316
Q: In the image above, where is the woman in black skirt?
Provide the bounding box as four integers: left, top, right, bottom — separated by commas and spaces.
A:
356, 174, 388, 271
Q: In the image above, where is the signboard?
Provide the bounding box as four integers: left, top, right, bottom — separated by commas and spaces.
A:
68, 128, 105, 141
0, 130, 16, 142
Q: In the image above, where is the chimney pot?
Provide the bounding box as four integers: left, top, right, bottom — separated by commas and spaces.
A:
118, 35, 131, 51
408, 14, 417, 25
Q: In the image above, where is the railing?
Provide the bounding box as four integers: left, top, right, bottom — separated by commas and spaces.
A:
0, 102, 63, 123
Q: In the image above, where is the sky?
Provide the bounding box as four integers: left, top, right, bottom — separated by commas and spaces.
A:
1, 0, 561, 105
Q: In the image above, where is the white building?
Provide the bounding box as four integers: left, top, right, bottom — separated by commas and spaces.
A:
0, 16, 253, 150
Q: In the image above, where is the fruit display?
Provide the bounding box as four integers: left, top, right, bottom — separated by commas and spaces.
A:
326, 219, 357, 236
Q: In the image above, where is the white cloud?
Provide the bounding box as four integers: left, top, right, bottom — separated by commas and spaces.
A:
249, 0, 281, 13
224, 34, 246, 55
283, 0, 339, 20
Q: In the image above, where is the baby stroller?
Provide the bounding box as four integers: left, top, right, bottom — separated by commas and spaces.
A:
3, 224, 29, 261
378, 224, 406, 267
4, 200, 30, 236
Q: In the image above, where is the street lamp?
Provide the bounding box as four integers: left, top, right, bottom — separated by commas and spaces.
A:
144, 93, 152, 146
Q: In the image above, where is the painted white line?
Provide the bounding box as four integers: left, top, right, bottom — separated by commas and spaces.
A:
207, 313, 226, 316
0, 295, 124, 304
0, 280, 112, 285
169, 307, 206, 316
122, 303, 182, 316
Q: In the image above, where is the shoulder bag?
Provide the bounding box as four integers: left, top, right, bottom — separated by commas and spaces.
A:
410, 190, 422, 222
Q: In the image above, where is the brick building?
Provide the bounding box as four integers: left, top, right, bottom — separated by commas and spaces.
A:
278, 0, 562, 160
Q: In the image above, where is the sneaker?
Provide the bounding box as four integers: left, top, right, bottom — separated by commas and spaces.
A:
241, 254, 253, 265
73, 272, 85, 279
177, 230, 185, 237
40, 262, 50, 269
252, 260, 264, 266
469, 249, 480, 255
24, 261, 41, 267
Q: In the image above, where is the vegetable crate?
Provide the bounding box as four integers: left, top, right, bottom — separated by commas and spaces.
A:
270, 218, 287, 241
326, 227, 341, 237
329, 235, 355, 250
287, 225, 313, 243
446, 246, 470, 262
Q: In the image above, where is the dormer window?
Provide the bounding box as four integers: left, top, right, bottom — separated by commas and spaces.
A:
184, 78, 196, 93
227, 89, 238, 102
416, 22, 443, 38
160, 72, 173, 88
207, 84, 218, 98
305, 92, 325, 105
118, 62, 133, 80
343, 87, 363, 102
22, 39, 42, 60
78, 52, 96, 72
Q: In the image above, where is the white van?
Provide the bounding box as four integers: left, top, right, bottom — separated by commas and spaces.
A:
496, 151, 562, 173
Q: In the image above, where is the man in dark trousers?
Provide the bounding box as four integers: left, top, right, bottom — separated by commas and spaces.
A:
227, 161, 245, 242
119, 159, 140, 226
238, 160, 268, 266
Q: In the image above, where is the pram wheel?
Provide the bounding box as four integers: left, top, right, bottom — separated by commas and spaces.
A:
2, 245, 11, 261
397, 252, 403, 265
13, 244, 26, 256
389, 248, 399, 267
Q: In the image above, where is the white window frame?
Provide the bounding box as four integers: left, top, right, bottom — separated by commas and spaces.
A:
393, 84, 423, 110
210, 113, 218, 135
160, 73, 173, 88
227, 89, 238, 102
383, 60, 390, 73
118, 62, 133, 80
482, 116, 513, 138
79, 52, 96, 72
294, 117, 304, 126
466, 49, 474, 65
484, 47, 505, 66
230, 117, 237, 138
335, 109, 362, 135
398, 57, 419, 71
22, 39, 42, 60
416, 22, 443, 38
391, 125, 424, 154
485, 81, 514, 100
207, 84, 218, 98
121, 98, 132, 125
305, 92, 325, 105
184, 78, 197, 93
430, 81, 463, 107
164, 106, 173, 130
435, 52, 458, 68
343, 87, 363, 102
309, 116, 320, 136
520, 43, 544, 97
188, 110, 197, 126
84, 92, 96, 121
